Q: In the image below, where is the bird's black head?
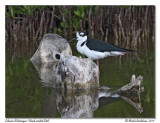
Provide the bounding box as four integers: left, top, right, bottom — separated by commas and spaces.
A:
77, 30, 86, 37
68, 30, 87, 43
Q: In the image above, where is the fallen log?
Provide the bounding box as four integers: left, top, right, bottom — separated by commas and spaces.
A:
117, 75, 143, 94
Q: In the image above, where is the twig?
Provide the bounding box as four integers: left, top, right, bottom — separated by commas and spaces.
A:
49, 6, 55, 32
118, 13, 127, 46
35, 11, 44, 39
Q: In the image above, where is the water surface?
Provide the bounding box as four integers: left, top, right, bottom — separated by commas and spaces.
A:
5, 50, 155, 118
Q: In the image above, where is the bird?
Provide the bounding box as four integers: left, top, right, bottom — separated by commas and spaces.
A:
69, 30, 134, 75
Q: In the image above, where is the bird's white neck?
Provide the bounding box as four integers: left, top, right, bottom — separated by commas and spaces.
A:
77, 41, 84, 46
77, 37, 87, 46
76, 39, 87, 55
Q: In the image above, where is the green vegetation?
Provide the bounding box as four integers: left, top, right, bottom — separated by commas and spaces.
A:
6, 5, 155, 60
6, 6, 46, 18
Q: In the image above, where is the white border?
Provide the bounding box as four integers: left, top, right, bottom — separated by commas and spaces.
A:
0, 2, 5, 123
2, 0, 160, 5
1, 0, 159, 123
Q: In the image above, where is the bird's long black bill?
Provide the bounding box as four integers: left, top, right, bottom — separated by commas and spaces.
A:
68, 37, 77, 43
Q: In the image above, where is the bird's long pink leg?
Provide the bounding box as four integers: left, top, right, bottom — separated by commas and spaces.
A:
121, 52, 126, 55
97, 60, 100, 76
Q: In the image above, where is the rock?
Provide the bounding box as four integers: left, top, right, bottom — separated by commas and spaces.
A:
32, 55, 99, 89
30, 33, 72, 63
58, 54, 99, 89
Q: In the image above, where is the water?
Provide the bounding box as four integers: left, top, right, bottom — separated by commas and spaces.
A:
5, 50, 155, 118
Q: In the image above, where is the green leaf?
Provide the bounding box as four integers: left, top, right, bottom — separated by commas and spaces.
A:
80, 9, 84, 18
23, 5, 29, 10
115, 6, 120, 9
66, 8, 69, 15
6, 13, 11, 17
59, 10, 63, 16
95, 6, 99, 12
60, 21, 70, 28
74, 10, 81, 17
10, 7, 15, 18
15, 10, 24, 15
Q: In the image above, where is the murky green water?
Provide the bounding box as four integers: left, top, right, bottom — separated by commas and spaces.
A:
5, 49, 155, 118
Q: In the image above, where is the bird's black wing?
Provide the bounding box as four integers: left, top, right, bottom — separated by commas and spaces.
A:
86, 39, 134, 52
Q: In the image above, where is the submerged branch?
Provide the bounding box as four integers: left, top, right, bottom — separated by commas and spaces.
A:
117, 75, 143, 94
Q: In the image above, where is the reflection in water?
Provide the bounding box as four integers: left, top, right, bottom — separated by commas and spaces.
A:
41, 87, 143, 118
56, 90, 99, 118
42, 89, 56, 118
120, 94, 143, 113
32, 61, 61, 88
32, 61, 143, 118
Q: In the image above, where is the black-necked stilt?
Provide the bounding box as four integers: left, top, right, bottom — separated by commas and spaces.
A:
69, 31, 134, 75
